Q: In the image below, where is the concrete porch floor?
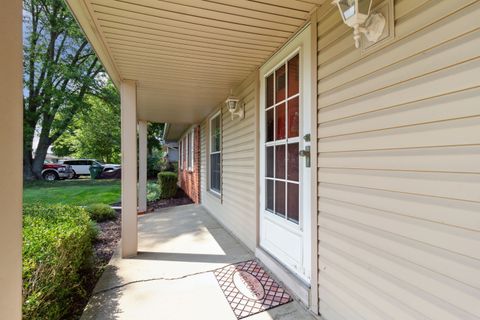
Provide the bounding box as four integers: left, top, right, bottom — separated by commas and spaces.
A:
82, 204, 316, 320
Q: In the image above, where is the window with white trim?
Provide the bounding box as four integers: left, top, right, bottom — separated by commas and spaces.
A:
188, 129, 195, 171
179, 139, 183, 170
209, 113, 221, 194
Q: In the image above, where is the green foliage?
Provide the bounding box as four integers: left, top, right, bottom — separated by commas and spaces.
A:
147, 182, 161, 202
147, 149, 164, 179
23, 204, 97, 320
157, 172, 178, 199
23, 0, 117, 179
85, 203, 117, 222
147, 123, 165, 155
52, 91, 121, 163
171, 161, 179, 173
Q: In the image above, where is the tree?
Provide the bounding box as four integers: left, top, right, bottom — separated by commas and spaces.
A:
147, 123, 165, 156
52, 87, 121, 163
23, 0, 113, 179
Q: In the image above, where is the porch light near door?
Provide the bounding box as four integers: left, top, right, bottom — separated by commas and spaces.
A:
225, 92, 245, 120
332, 0, 386, 48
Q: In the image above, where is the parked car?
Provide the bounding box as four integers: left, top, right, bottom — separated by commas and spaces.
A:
102, 162, 121, 172
59, 159, 120, 178
42, 163, 74, 181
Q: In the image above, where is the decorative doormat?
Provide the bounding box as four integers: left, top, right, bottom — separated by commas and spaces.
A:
214, 260, 292, 319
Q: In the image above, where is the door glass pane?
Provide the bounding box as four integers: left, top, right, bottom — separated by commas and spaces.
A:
264, 52, 302, 226
287, 183, 299, 224
266, 108, 274, 142
266, 146, 274, 178
275, 65, 286, 103
275, 103, 286, 140
287, 97, 299, 138
275, 181, 285, 217
266, 179, 274, 212
211, 115, 221, 152
266, 74, 274, 107
288, 54, 299, 97
275, 145, 285, 179
287, 143, 299, 181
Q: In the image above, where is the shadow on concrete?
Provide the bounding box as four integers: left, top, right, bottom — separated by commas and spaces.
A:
81, 266, 123, 320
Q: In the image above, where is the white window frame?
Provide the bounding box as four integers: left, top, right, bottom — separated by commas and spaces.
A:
209, 111, 222, 195
179, 139, 183, 170
188, 129, 194, 171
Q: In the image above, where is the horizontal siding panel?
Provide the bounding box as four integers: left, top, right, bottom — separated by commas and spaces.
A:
318, 183, 480, 231
319, 212, 480, 291
318, 116, 480, 153
318, 168, 480, 203
317, 145, 480, 174
319, 197, 480, 260
318, 288, 360, 320
318, 55, 480, 112
318, 87, 480, 137
320, 255, 417, 320
318, 59, 480, 122
319, 270, 389, 320
319, 239, 478, 320
319, 229, 480, 318
318, 28, 480, 100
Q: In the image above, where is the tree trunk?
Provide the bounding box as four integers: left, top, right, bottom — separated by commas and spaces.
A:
23, 148, 35, 181
23, 121, 36, 180
31, 133, 50, 179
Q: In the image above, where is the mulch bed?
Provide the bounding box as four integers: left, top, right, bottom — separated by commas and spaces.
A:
147, 188, 194, 212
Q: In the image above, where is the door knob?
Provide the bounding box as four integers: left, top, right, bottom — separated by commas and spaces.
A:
299, 146, 311, 168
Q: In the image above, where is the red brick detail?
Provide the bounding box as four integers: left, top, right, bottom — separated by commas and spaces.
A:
178, 126, 201, 204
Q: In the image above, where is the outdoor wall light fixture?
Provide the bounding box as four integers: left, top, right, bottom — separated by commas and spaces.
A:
225, 91, 245, 120
332, 0, 386, 48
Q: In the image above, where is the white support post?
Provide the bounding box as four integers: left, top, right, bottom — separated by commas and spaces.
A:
121, 80, 138, 258
138, 120, 148, 213
0, 0, 23, 318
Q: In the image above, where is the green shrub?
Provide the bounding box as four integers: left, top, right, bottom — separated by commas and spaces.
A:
85, 203, 117, 222
157, 171, 178, 199
171, 161, 178, 173
23, 204, 97, 320
147, 182, 161, 202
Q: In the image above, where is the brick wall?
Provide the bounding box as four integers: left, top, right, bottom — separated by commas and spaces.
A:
178, 126, 200, 203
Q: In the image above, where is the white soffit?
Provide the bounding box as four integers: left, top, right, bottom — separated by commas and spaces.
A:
67, 0, 323, 125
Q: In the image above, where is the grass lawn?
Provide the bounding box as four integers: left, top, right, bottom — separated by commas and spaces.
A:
23, 179, 121, 206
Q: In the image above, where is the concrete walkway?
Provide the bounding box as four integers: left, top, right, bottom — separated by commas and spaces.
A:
82, 204, 316, 320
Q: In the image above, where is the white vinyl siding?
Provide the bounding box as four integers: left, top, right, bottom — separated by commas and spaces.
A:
316, 1, 480, 320
200, 71, 258, 251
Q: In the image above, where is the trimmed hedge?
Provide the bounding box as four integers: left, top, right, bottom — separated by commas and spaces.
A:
158, 171, 178, 199
23, 204, 97, 320
85, 203, 117, 222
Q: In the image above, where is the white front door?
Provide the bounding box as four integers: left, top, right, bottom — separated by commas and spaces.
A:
259, 26, 312, 282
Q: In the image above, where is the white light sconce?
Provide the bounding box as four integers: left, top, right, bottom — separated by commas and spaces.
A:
332, 0, 386, 48
225, 92, 245, 120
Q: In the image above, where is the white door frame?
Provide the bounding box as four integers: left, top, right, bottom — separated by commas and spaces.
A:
258, 24, 313, 284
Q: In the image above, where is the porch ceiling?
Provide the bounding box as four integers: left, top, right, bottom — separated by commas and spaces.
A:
66, 0, 324, 137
